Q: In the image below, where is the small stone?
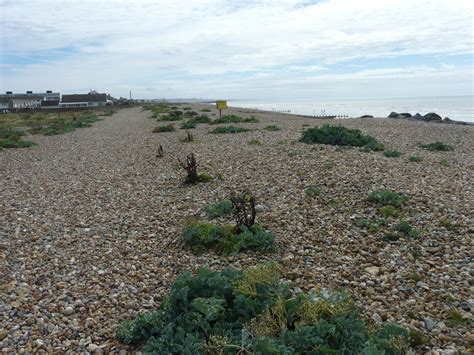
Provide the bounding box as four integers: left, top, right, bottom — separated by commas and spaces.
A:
63, 306, 74, 316
0, 329, 8, 340
465, 332, 474, 345
423, 317, 436, 331
371, 313, 383, 324
255, 204, 265, 212
365, 266, 380, 276
88, 343, 99, 352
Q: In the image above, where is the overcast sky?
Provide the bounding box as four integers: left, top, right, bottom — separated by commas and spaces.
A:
1, 0, 473, 100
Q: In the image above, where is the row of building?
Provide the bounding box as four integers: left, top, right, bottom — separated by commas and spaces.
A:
0, 90, 113, 111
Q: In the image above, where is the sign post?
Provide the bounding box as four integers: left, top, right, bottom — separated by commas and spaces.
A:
216, 100, 227, 118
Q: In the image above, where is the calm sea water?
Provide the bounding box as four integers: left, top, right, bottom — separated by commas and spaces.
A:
228, 96, 474, 123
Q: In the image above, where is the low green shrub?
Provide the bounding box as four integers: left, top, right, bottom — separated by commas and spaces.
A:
184, 110, 199, 118
183, 222, 275, 254
367, 189, 408, 207
395, 220, 421, 238
158, 113, 182, 121
440, 159, 450, 167
305, 186, 320, 198
204, 199, 234, 218
210, 126, 251, 134
116, 263, 411, 353
197, 173, 213, 182
409, 155, 423, 162
379, 206, 398, 218
180, 121, 196, 129
300, 125, 384, 151
384, 150, 402, 157
447, 309, 469, 326
211, 115, 259, 125
264, 125, 281, 131
0, 137, 36, 149
183, 107, 192, 111
248, 139, 261, 145
421, 142, 453, 151
200, 108, 211, 112
152, 124, 175, 133
189, 114, 212, 124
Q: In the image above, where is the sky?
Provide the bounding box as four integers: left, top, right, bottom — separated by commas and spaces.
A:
0, 0, 473, 100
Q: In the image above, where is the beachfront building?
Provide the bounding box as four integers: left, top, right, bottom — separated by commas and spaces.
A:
59, 92, 109, 108
0, 91, 61, 110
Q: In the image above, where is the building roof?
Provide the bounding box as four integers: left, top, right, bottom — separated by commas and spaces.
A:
61, 93, 107, 103
9, 95, 43, 100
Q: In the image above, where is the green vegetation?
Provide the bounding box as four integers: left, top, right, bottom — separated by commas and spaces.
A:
0, 132, 36, 149
305, 186, 321, 198
158, 114, 182, 121
421, 141, 453, 151
248, 139, 262, 145
408, 155, 423, 162
204, 199, 234, 218
300, 125, 384, 151
264, 125, 281, 131
180, 121, 196, 129
379, 206, 399, 218
211, 115, 259, 125
184, 110, 199, 118
117, 263, 411, 353
447, 309, 469, 326
210, 126, 252, 134
197, 173, 213, 183
188, 114, 212, 124
183, 222, 275, 254
152, 124, 175, 133
200, 108, 211, 112
440, 159, 450, 167
183, 107, 192, 110
180, 131, 194, 143
409, 272, 422, 282
394, 220, 421, 238
383, 150, 402, 158
367, 189, 408, 208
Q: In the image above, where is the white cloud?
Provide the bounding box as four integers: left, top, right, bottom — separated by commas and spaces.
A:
0, 0, 473, 98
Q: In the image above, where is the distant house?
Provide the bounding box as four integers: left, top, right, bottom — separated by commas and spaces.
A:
60, 93, 109, 108
10, 95, 42, 109
0, 90, 60, 110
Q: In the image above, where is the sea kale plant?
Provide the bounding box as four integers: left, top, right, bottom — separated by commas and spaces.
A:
300, 124, 384, 151
116, 263, 412, 354
183, 192, 275, 254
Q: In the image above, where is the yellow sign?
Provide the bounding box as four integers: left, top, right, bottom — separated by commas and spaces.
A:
216, 100, 227, 110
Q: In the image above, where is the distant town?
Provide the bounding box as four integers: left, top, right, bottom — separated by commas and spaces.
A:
0, 90, 140, 112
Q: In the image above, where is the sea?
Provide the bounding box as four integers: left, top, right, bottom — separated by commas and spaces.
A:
228, 96, 474, 123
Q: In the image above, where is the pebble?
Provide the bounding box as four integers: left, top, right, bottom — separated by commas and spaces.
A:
63, 307, 74, 316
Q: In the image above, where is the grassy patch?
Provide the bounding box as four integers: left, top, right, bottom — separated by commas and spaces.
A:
408, 155, 423, 162
367, 189, 408, 207
305, 186, 321, 198
210, 126, 251, 134
264, 125, 281, 131
211, 115, 259, 125
189, 114, 212, 124
440, 159, 450, 167
180, 121, 197, 129
379, 206, 399, 218
421, 142, 453, 151
204, 199, 234, 218
248, 139, 262, 145
394, 220, 421, 238
183, 222, 275, 254
383, 150, 402, 158
152, 124, 175, 133
116, 263, 411, 353
300, 125, 384, 151
447, 309, 469, 326
200, 108, 211, 112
